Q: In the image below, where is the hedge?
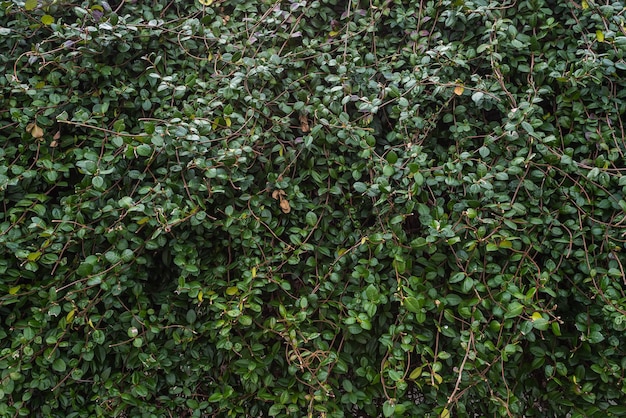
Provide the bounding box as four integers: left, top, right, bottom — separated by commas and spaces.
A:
1, 0, 626, 416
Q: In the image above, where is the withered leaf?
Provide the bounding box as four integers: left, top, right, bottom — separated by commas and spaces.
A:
272, 190, 285, 200
299, 113, 310, 133
279, 199, 291, 214
30, 124, 44, 139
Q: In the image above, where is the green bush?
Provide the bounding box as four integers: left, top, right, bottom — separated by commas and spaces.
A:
2, 0, 626, 416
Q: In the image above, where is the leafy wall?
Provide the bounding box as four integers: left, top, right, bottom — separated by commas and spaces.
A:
1, 0, 626, 416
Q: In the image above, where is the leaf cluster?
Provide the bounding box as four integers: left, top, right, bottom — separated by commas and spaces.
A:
2, 0, 626, 417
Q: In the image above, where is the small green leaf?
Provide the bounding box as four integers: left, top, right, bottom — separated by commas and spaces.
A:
104, 251, 120, 264
113, 119, 126, 132
608, 406, 626, 415
268, 404, 282, 416
404, 296, 423, 313
186, 309, 197, 324
239, 315, 253, 326
449, 272, 465, 283
471, 91, 484, 104
486, 243, 499, 252
127, 327, 139, 338
92, 176, 104, 189
589, 331, 604, 344
305, 211, 318, 226
532, 317, 550, 330
136, 144, 152, 157
186, 399, 200, 409
134, 384, 148, 397
504, 302, 524, 319
87, 275, 102, 286
92, 330, 105, 345
354, 182, 367, 193
382, 400, 395, 417
76, 261, 94, 277
386, 150, 398, 164
151, 135, 164, 146
365, 284, 379, 302
52, 358, 66, 373
226, 309, 240, 318
206, 391, 222, 403
118, 196, 134, 208
461, 276, 474, 293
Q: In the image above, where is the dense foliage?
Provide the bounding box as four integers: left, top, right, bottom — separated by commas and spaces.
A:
2, 0, 626, 416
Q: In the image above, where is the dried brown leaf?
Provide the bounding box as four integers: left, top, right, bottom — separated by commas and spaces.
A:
272, 190, 285, 200
279, 199, 291, 214
31, 124, 44, 138
299, 113, 310, 133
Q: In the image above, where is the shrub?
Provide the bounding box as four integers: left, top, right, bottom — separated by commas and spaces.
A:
1, 0, 626, 416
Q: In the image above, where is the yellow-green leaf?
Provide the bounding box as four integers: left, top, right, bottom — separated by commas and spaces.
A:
226, 286, 239, 296
596, 30, 604, 42
9, 286, 21, 295
581, 0, 589, 9
440, 408, 450, 418
41, 14, 54, 25
498, 239, 512, 249
531, 312, 543, 321
25, 0, 37, 11
198, 0, 213, 5
66, 309, 76, 323
409, 366, 423, 380
27, 251, 42, 261
433, 372, 443, 385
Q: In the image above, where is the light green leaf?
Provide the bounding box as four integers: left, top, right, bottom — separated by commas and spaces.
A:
382, 400, 395, 417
